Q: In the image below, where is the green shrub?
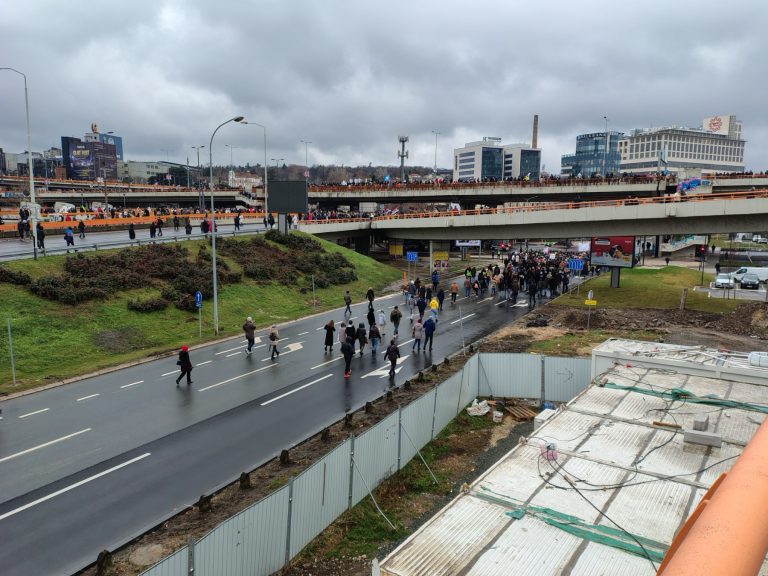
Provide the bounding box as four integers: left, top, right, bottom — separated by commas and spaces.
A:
0, 267, 32, 286
127, 298, 169, 312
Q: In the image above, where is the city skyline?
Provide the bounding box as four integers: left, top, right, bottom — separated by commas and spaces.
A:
1, 0, 766, 173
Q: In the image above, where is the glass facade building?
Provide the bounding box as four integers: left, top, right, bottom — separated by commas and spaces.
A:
453, 138, 540, 182
561, 131, 623, 177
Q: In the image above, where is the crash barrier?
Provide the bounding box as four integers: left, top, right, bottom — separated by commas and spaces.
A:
139, 353, 590, 576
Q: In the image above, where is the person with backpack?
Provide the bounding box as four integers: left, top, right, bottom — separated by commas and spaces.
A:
345, 322, 357, 354
423, 316, 436, 352
243, 316, 256, 355
338, 321, 348, 348
356, 322, 368, 357
341, 337, 354, 378
343, 290, 352, 314
412, 318, 424, 352
368, 323, 381, 355
268, 325, 280, 360
390, 306, 402, 336
175, 345, 193, 387
385, 339, 400, 378
323, 319, 335, 353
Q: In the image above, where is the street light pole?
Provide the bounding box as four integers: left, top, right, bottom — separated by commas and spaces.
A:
603, 116, 609, 178
209, 116, 245, 336
300, 139, 311, 183
241, 122, 268, 215
1, 67, 37, 259
431, 130, 440, 177
191, 145, 205, 168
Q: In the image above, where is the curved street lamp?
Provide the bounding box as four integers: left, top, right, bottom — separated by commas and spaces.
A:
209, 116, 244, 335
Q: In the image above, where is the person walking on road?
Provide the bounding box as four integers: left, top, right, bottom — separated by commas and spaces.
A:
429, 297, 439, 320
344, 290, 352, 314
345, 321, 357, 354
416, 296, 427, 320
234, 213, 241, 231
64, 226, 75, 252
390, 306, 402, 336
268, 325, 280, 360
385, 339, 400, 379
450, 280, 459, 305
339, 321, 348, 348
175, 345, 193, 386
128, 223, 136, 240
173, 215, 180, 231
149, 220, 157, 239
185, 220, 193, 235
366, 306, 376, 327
368, 323, 381, 356
356, 322, 368, 357
377, 309, 387, 341
36, 222, 46, 252
431, 269, 439, 291
341, 337, 354, 378
412, 318, 424, 352
156, 217, 164, 236
437, 287, 445, 311
324, 320, 336, 352
77, 220, 86, 239
423, 316, 436, 352
527, 277, 537, 310
366, 287, 375, 307
243, 316, 256, 355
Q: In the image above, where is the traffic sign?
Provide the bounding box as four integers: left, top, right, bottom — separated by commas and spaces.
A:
406, 251, 418, 262
567, 258, 584, 271
195, 290, 203, 308
584, 299, 597, 306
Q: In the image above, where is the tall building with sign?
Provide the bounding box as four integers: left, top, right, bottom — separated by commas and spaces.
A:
61, 136, 118, 181
617, 115, 744, 174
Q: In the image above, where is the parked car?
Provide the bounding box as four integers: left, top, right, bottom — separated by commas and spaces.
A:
714, 273, 734, 289
740, 273, 760, 290
729, 267, 768, 284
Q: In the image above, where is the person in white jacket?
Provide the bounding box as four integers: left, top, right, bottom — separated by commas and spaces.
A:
377, 309, 387, 341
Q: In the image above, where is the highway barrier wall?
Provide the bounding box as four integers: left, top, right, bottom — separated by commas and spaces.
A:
139, 353, 589, 576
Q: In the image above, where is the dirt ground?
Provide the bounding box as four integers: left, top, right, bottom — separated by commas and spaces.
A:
83, 300, 768, 576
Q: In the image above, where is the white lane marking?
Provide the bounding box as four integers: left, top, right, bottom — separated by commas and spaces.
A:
298, 331, 309, 336
196, 360, 212, 366
161, 370, 177, 377
450, 313, 476, 325
226, 352, 241, 357
311, 356, 344, 370
260, 341, 304, 361
76, 394, 100, 402
514, 302, 528, 307
18, 408, 49, 419
0, 452, 151, 522
361, 356, 409, 379
261, 374, 334, 406
0, 428, 92, 464
215, 345, 245, 355
315, 326, 324, 331
478, 297, 493, 303
121, 380, 144, 389
197, 363, 277, 392
398, 338, 415, 347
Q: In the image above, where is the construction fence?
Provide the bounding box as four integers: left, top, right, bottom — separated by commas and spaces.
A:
140, 353, 590, 576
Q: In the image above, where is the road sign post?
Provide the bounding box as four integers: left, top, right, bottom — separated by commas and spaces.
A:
195, 290, 203, 337
584, 298, 597, 329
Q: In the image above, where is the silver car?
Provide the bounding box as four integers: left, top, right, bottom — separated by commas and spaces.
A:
714, 273, 734, 289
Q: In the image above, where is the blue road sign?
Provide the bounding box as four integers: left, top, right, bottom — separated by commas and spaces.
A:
406, 251, 418, 262
195, 290, 203, 308
567, 258, 584, 271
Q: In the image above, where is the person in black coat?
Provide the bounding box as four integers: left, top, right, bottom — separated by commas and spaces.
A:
341, 338, 354, 377
176, 345, 193, 386
128, 223, 136, 240
345, 322, 357, 353
323, 320, 335, 353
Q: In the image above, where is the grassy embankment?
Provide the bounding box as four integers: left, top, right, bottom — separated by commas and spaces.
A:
0, 233, 400, 394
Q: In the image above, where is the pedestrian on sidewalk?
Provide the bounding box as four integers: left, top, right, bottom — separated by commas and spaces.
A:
243, 316, 256, 355
64, 226, 75, 252
412, 318, 423, 352
423, 316, 436, 352
390, 306, 402, 336
77, 220, 86, 239
356, 322, 368, 357
385, 339, 400, 378
324, 320, 335, 352
175, 345, 193, 386
268, 325, 280, 360
366, 287, 375, 307
341, 337, 354, 377
36, 223, 45, 252
369, 323, 381, 355
344, 290, 352, 314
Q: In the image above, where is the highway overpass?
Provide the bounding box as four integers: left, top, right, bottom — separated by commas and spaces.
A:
297, 190, 768, 241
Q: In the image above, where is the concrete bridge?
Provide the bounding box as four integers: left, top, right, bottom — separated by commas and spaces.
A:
297, 189, 768, 241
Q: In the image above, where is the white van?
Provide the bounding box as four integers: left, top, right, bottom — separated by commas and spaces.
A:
729, 267, 768, 284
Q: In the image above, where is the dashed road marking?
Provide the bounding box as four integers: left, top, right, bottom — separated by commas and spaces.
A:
76, 394, 100, 402
0, 428, 92, 464
121, 380, 144, 389
261, 374, 334, 406
19, 408, 49, 419
198, 363, 277, 392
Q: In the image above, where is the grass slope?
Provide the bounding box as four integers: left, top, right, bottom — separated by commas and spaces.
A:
0, 233, 400, 394
553, 266, 740, 313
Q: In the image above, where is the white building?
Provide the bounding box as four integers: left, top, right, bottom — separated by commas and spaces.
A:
453, 138, 541, 182
618, 115, 745, 175
117, 160, 169, 183
228, 170, 263, 191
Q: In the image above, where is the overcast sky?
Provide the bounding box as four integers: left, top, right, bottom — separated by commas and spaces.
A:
1, 0, 766, 173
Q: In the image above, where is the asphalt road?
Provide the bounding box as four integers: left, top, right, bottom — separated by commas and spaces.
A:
0, 277, 565, 576
0, 221, 265, 261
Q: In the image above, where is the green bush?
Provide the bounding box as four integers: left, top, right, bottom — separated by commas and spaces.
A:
127, 298, 169, 312
0, 267, 32, 286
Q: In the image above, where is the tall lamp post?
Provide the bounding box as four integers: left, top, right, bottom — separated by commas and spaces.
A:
1, 67, 37, 259
192, 145, 206, 210
431, 130, 440, 178
191, 145, 205, 168
603, 116, 609, 178
209, 116, 245, 335
300, 139, 311, 183
240, 122, 268, 215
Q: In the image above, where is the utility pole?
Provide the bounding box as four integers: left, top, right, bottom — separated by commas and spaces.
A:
398, 136, 409, 183
603, 116, 609, 178
431, 130, 440, 177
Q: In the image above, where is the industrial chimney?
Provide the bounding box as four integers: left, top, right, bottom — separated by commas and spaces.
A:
531, 114, 539, 149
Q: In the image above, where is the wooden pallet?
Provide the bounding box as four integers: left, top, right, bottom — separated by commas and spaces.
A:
487, 400, 537, 421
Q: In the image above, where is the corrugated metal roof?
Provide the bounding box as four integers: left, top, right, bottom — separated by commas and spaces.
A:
380, 341, 768, 576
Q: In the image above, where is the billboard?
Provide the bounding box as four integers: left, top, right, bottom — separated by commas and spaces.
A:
268, 180, 308, 213
99, 133, 124, 160
590, 236, 635, 268
455, 240, 481, 247
62, 137, 94, 180
703, 115, 731, 136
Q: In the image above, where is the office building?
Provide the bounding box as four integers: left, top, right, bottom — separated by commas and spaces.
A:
561, 131, 623, 177
453, 138, 541, 182
617, 115, 745, 174
117, 160, 169, 183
